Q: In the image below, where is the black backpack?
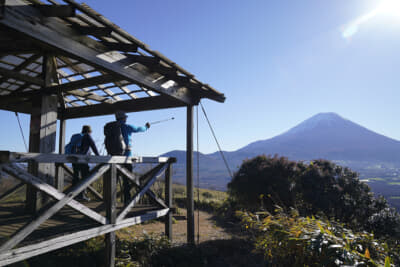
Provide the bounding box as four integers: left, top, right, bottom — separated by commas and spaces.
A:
104, 121, 126, 155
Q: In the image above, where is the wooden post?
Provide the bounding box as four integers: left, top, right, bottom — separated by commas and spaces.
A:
55, 118, 66, 191
104, 164, 117, 267
26, 54, 58, 213
186, 105, 194, 244
26, 99, 41, 213
165, 163, 172, 240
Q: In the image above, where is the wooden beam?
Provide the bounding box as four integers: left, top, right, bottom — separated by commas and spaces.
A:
104, 164, 117, 267
0, 182, 24, 202
116, 165, 167, 209
62, 95, 186, 119
0, 151, 173, 164
0, 67, 44, 86
116, 163, 168, 222
122, 55, 159, 66
165, 163, 172, 240
36, 5, 76, 17
0, 54, 41, 85
49, 74, 118, 93
7, 74, 119, 99
186, 105, 194, 244
100, 41, 138, 52
73, 26, 112, 36
0, 208, 169, 266
55, 119, 66, 191
0, 163, 109, 251
66, 89, 114, 103
26, 98, 41, 213
0, 1, 194, 104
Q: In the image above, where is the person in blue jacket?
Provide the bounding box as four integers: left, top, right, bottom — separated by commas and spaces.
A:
73, 125, 99, 201
115, 111, 150, 203
115, 110, 150, 157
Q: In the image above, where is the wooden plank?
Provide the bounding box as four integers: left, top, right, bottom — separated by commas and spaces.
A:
165, 163, 172, 240
122, 55, 159, 66
59, 163, 102, 200
0, 182, 24, 202
116, 165, 167, 209
36, 5, 76, 17
116, 163, 167, 222
104, 164, 116, 267
186, 105, 194, 244
0, 1, 194, 104
73, 26, 112, 36
7, 74, 119, 99
62, 95, 186, 119
1, 151, 172, 164
66, 89, 114, 103
100, 41, 138, 52
87, 185, 103, 201
0, 67, 44, 86
0, 164, 109, 252
2, 163, 107, 224
55, 119, 66, 191
0, 208, 169, 266
26, 97, 41, 213
0, 54, 41, 86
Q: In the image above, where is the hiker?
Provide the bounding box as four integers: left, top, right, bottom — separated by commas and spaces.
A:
104, 111, 150, 204
66, 125, 99, 201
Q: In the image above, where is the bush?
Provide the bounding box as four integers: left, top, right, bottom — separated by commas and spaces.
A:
228, 155, 400, 238
236, 209, 396, 266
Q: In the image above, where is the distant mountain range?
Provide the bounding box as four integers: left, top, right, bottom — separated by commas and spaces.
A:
161, 112, 400, 190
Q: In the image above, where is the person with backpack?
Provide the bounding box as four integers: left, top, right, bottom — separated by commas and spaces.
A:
104, 111, 150, 204
66, 125, 99, 201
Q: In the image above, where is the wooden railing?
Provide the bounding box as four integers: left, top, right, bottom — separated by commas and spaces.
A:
0, 151, 175, 266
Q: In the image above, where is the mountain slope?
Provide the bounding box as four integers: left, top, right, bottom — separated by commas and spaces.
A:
161, 112, 400, 190
237, 112, 400, 162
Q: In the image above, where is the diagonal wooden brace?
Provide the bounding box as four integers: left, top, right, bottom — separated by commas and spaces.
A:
116, 163, 168, 222
2, 163, 107, 224
0, 163, 109, 252
116, 165, 167, 209
59, 163, 103, 201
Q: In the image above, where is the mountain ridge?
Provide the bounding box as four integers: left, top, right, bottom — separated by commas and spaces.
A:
161, 112, 400, 190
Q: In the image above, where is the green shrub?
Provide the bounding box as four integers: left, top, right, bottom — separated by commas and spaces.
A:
228, 155, 400, 238
236, 209, 395, 266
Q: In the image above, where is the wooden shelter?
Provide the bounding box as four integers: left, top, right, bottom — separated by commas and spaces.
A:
0, 0, 225, 265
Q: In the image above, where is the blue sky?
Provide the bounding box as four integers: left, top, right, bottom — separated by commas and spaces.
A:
1, 0, 400, 156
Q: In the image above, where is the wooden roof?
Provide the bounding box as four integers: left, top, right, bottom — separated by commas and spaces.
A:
0, 0, 225, 119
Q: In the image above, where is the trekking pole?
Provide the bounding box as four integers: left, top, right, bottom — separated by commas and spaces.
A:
149, 117, 175, 125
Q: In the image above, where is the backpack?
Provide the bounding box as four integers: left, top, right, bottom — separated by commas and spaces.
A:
104, 121, 126, 155
65, 133, 83, 154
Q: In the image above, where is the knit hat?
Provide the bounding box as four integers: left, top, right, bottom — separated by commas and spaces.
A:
115, 110, 128, 120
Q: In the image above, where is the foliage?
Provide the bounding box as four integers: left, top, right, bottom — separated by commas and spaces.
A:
228, 155, 400, 238
148, 239, 265, 267
236, 209, 396, 266
27, 237, 105, 267
116, 233, 170, 267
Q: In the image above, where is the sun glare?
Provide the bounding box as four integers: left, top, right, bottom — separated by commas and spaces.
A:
377, 0, 400, 17
342, 0, 400, 39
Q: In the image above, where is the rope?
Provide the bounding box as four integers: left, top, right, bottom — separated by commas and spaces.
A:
14, 112, 28, 152
196, 105, 200, 244
199, 101, 233, 179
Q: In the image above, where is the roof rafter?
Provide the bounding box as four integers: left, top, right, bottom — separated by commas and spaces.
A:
62, 95, 186, 119
0, 0, 195, 104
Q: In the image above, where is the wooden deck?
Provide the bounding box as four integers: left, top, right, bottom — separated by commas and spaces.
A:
0, 201, 160, 248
